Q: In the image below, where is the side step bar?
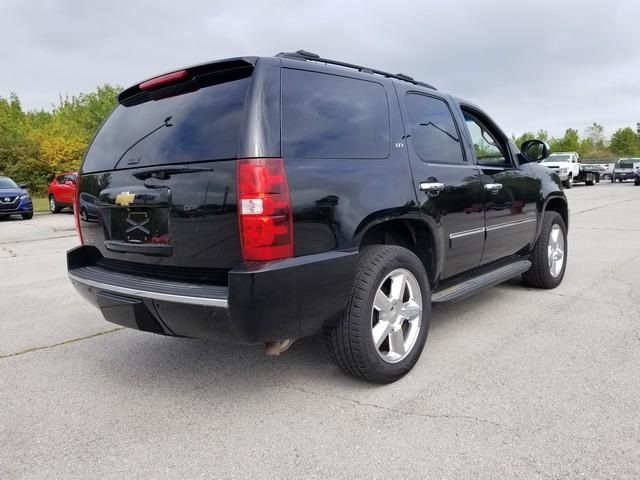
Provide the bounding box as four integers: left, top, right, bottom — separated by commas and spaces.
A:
432, 260, 531, 303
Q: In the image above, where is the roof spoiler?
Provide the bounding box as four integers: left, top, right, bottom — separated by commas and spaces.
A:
118, 57, 257, 104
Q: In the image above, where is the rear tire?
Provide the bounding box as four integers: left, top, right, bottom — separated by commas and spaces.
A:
325, 245, 430, 384
49, 195, 61, 213
522, 211, 567, 289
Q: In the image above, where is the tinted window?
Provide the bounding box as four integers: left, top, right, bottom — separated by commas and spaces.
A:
618, 160, 634, 169
282, 69, 390, 159
82, 72, 252, 173
405, 94, 464, 164
463, 111, 510, 167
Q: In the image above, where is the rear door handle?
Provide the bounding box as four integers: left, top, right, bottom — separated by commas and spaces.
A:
484, 183, 503, 193
419, 182, 445, 195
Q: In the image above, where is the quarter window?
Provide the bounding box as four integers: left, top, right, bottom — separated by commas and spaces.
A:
282, 69, 390, 159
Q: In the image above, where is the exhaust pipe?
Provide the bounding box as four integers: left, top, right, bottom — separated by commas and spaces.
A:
264, 339, 295, 356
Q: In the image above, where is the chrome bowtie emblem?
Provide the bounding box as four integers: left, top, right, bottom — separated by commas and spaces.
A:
3, 198, 9, 202
115, 192, 135, 207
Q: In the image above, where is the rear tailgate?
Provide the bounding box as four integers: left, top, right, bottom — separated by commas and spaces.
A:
78, 59, 258, 274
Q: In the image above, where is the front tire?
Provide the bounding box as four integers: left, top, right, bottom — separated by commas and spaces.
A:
21, 212, 33, 220
80, 207, 89, 222
325, 245, 430, 384
523, 211, 567, 289
563, 175, 573, 189
49, 195, 61, 213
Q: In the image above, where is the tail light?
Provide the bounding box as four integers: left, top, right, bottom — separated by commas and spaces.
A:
74, 176, 83, 245
237, 158, 293, 261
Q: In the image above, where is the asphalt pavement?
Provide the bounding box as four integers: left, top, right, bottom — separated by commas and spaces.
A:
1, 183, 639, 479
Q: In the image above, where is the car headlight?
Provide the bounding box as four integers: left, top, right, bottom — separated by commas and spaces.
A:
559, 168, 568, 174
19, 194, 30, 200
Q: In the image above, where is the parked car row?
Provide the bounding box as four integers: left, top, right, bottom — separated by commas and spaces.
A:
538, 155, 640, 186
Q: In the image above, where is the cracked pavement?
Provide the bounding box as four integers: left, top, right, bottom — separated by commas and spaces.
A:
1, 184, 639, 479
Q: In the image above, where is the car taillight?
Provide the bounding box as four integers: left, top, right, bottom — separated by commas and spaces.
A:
74, 176, 83, 245
237, 158, 293, 261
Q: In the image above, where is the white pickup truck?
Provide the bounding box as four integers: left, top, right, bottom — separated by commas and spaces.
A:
540, 151, 598, 188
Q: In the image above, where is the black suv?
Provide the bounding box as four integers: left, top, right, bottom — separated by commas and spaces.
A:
68, 51, 568, 383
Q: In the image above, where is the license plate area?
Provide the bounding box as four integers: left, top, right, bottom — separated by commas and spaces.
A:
110, 207, 170, 245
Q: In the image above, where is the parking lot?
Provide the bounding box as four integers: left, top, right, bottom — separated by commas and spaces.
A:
1, 183, 639, 478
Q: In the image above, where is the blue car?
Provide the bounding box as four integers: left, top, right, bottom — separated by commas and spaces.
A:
0, 176, 33, 220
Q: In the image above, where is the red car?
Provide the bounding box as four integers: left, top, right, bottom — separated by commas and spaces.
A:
48, 172, 77, 213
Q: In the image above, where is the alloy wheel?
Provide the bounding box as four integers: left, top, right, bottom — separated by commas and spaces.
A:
371, 268, 423, 364
547, 224, 565, 278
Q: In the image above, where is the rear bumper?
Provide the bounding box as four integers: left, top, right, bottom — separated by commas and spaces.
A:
67, 246, 358, 344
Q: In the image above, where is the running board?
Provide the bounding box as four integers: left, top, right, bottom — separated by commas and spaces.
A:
432, 260, 531, 303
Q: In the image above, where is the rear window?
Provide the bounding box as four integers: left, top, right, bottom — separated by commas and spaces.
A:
282, 69, 390, 159
617, 160, 634, 169
82, 71, 252, 173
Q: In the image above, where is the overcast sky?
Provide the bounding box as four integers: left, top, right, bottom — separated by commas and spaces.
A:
1, 0, 638, 138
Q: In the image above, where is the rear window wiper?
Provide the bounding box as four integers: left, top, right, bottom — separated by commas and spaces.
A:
133, 166, 214, 180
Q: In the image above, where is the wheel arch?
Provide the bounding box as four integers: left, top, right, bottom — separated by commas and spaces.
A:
538, 194, 569, 239
354, 213, 442, 288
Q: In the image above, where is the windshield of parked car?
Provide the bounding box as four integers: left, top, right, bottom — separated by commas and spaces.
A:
617, 160, 634, 169
542, 155, 570, 163
0, 177, 18, 189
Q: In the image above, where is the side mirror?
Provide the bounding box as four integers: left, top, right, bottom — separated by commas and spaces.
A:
520, 139, 550, 163
19, 184, 28, 189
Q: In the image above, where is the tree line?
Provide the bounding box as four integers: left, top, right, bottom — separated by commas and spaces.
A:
0, 86, 119, 194
513, 123, 640, 162
1, 85, 640, 194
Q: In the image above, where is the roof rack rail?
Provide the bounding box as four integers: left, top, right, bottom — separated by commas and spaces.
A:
276, 50, 437, 90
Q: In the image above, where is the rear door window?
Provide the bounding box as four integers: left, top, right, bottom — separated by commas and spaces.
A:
82, 70, 252, 173
405, 94, 465, 164
282, 69, 390, 159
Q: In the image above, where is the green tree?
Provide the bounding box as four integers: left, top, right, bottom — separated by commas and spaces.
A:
513, 131, 535, 146
610, 127, 640, 156
584, 122, 605, 148
535, 129, 549, 143
550, 128, 580, 153
0, 85, 120, 193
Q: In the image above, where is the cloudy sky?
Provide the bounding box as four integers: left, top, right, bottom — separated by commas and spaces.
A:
1, 0, 638, 137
